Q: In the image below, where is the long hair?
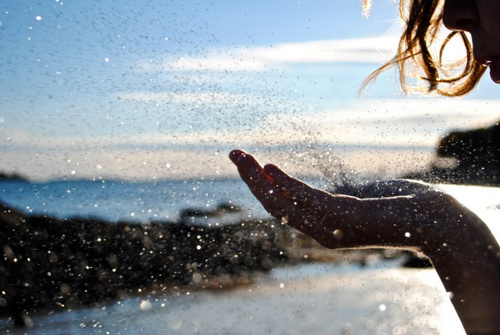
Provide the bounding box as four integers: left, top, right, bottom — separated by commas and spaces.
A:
361, 0, 486, 96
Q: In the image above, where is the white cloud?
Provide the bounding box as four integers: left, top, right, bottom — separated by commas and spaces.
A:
117, 91, 259, 105
253, 36, 397, 63
166, 26, 472, 73
168, 35, 399, 72
262, 99, 500, 146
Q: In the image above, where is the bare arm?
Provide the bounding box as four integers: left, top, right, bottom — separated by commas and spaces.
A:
229, 149, 500, 334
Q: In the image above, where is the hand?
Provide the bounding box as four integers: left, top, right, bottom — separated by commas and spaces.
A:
229, 149, 492, 250
228, 149, 433, 249
229, 149, 500, 333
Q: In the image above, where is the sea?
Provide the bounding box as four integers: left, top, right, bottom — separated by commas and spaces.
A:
0, 178, 499, 335
0, 178, 266, 225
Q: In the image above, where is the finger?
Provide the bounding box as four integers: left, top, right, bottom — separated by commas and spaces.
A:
229, 150, 289, 215
230, 150, 274, 195
228, 149, 246, 164
264, 163, 364, 235
230, 152, 333, 238
229, 151, 324, 234
263, 164, 328, 206
263, 164, 308, 194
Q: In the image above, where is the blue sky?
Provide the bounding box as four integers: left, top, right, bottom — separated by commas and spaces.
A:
1, 0, 499, 181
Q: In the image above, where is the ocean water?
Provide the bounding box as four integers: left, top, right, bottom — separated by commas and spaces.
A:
0, 179, 268, 224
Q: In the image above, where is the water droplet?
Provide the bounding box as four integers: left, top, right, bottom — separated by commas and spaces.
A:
378, 304, 386, 311
35, 16, 42, 21
140, 300, 153, 311
192, 272, 202, 284
279, 283, 285, 289
104, 57, 109, 62
404, 232, 411, 238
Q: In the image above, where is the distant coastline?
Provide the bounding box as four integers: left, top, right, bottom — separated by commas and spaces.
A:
0, 172, 27, 182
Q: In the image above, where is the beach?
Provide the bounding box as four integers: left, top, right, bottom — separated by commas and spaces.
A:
4, 262, 465, 335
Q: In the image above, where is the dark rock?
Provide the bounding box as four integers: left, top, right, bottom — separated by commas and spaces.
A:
405, 121, 500, 185
437, 122, 500, 167
0, 197, 412, 328
0, 201, 288, 325
0, 172, 27, 181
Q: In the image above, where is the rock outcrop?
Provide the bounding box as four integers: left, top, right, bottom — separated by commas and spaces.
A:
405, 121, 500, 185
0, 202, 288, 326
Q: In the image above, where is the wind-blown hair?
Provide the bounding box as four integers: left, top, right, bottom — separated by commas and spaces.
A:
361, 0, 486, 96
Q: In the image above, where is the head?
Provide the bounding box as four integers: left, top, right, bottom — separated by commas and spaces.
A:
363, 0, 500, 96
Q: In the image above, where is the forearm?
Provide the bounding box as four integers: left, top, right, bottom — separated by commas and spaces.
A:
362, 196, 500, 334
430, 247, 500, 334
424, 217, 500, 335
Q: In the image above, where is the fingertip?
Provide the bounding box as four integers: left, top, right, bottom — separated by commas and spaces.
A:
229, 149, 246, 163
263, 164, 286, 177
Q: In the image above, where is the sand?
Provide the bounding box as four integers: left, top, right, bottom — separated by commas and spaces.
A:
10, 262, 466, 335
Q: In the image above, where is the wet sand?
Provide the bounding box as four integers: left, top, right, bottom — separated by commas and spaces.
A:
9, 262, 465, 335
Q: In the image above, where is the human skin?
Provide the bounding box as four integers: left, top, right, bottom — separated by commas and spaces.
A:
229, 149, 500, 334
443, 0, 500, 83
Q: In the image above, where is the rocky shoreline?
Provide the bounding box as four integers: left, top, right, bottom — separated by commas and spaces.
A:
1, 201, 406, 328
